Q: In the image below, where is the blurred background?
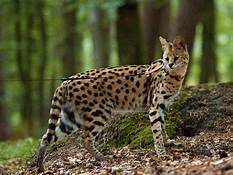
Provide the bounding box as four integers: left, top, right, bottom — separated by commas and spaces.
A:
0, 0, 232, 140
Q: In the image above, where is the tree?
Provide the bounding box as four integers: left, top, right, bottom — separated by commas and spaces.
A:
173, 0, 205, 83
90, 6, 110, 68
62, 0, 77, 76
199, 0, 218, 83
0, 14, 11, 140
36, 0, 48, 127
116, 0, 144, 65
14, 0, 35, 134
141, 0, 170, 63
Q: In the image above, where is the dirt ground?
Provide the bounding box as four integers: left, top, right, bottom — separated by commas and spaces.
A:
3, 83, 233, 175
14, 130, 233, 175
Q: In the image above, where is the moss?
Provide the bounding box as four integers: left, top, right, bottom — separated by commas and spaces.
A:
47, 136, 71, 154
98, 86, 197, 149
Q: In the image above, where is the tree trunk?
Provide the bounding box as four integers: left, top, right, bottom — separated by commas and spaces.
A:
62, 0, 77, 76
199, 0, 218, 83
90, 6, 110, 68
0, 20, 11, 140
37, 0, 48, 127
14, 0, 34, 135
173, 0, 205, 83
116, 0, 144, 65
141, 0, 170, 63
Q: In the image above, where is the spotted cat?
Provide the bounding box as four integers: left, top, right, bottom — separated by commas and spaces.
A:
37, 36, 189, 171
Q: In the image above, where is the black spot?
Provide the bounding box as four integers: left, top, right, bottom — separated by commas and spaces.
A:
93, 85, 97, 89
101, 99, 105, 104
82, 94, 87, 98
153, 129, 159, 134
87, 125, 95, 132
125, 89, 129, 94
124, 96, 128, 101
125, 76, 130, 80
107, 85, 112, 90
81, 107, 91, 112
83, 115, 93, 122
93, 99, 98, 104
83, 100, 88, 104
74, 88, 79, 92
101, 115, 108, 121
125, 83, 128, 87
130, 77, 134, 82
89, 102, 94, 106
117, 79, 122, 84
69, 93, 74, 98
75, 100, 80, 105
116, 89, 121, 94
91, 110, 103, 116
91, 131, 98, 137
80, 86, 85, 91
132, 88, 136, 93
136, 81, 140, 87
109, 76, 114, 79
87, 90, 92, 95
84, 83, 89, 86
161, 90, 166, 94
129, 70, 133, 74
94, 93, 98, 97
115, 95, 119, 101
93, 121, 105, 126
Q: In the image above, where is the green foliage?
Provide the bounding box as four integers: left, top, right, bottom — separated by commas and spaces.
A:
0, 138, 38, 162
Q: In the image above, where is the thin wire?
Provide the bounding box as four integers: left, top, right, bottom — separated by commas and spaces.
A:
0, 72, 147, 82
0, 78, 62, 82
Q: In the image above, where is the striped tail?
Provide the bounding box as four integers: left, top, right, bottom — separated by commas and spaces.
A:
37, 85, 65, 172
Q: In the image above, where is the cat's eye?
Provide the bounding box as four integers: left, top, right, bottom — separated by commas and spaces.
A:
174, 57, 179, 61
165, 57, 169, 61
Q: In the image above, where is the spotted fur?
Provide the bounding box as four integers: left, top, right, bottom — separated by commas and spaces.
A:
37, 36, 189, 172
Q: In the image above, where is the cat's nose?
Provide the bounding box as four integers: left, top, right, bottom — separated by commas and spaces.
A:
169, 63, 174, 68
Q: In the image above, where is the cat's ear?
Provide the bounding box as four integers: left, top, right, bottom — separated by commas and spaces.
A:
173, 36, 187, 51
159, 36, 169, 50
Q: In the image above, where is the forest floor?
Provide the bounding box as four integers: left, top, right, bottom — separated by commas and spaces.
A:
1, 82, 233, 175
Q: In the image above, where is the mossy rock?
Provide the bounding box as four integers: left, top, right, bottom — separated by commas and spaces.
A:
97, 82, 233, 150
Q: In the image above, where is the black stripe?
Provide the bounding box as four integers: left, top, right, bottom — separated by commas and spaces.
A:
159, 104, 165, 110
93, 121, 105, 126
47, 133, 53, 143
50, 114, 59, 120
60, 121, 72, 134
164, 95, 172, 99
63, 107, 76, 124
151, 116, 164, 125
149, 111, 157, 116
48, 123, 56, 130
51, 104, 61, 111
